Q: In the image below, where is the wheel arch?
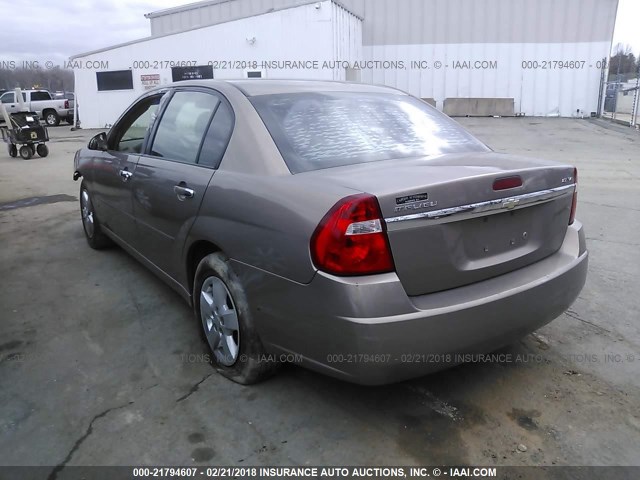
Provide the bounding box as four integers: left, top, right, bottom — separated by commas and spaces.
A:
186, 240, 222, 295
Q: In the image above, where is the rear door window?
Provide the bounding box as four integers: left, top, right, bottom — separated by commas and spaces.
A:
150, 91, 219, 164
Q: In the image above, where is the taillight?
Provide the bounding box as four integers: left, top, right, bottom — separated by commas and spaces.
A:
569, 167, 578, 225
64, 100, 69, 109
311, 194, 395, 276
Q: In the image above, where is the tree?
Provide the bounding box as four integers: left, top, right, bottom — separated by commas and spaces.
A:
0, 66, 74, 92
609, 44, 638, 81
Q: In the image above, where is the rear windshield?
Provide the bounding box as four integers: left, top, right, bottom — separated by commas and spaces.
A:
250, 92, 489, 173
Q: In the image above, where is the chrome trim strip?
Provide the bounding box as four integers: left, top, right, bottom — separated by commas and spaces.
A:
386, 184, 576, 224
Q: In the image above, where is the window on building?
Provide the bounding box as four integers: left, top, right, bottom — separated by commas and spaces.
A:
171, 65, 214, 82
96, 70, 134, 91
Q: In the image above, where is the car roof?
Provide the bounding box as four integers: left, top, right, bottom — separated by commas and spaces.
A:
165, 79, 406, 97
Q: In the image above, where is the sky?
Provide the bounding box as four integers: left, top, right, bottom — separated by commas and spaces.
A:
0, 0, 196, 66
612, 0, 640, 54
0, 0, 638, 66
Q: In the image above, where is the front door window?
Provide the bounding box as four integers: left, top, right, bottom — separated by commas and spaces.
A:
111, 95, 163, 153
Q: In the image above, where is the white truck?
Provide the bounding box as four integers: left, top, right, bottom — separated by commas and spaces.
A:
0, 89, 72, 126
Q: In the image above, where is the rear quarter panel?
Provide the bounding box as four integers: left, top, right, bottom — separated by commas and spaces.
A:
187, 171, 359, 286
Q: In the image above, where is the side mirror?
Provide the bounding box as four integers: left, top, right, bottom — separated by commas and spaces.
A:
88, 132, 108, 151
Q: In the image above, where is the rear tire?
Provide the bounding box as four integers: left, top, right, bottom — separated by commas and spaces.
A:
80, 182, 113, 249
19, 146, 32, 159
44, 110, 60, 126
8, 145, 17, 157
194, 252, 278, 385
36, 144, 49, 157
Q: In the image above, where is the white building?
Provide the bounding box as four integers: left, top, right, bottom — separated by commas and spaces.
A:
72, 0, 619, 128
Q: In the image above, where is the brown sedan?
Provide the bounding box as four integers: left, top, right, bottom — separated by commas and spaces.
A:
73, 80, 588, 385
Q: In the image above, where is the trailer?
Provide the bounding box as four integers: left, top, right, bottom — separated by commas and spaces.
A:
0, 89, 50, 160
1, 111, 50, 159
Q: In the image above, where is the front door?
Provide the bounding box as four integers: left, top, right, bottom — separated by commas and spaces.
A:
91, 93, 164, 242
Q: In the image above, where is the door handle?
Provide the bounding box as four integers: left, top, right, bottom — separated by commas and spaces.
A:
174, 185, 195, 200
119, 169, 133, 181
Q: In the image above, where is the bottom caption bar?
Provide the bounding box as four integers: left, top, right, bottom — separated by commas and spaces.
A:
0, 466, 638, 480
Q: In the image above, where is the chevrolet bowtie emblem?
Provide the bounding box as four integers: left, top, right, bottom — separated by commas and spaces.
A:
503, 198, 519, 210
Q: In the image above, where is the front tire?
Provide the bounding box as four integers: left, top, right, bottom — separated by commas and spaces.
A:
194, 253, 277, 385
80, 182, 112, 249
8, 144, 17, 157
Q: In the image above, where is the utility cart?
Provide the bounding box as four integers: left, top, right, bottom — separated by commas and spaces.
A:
1, 111, 49, 159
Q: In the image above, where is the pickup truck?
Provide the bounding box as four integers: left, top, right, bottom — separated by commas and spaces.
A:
54, 92, 75, 124
0, 89, 72, 126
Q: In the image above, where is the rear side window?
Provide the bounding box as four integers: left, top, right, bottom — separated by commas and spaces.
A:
198, 102, 234, 168
150, 91, 219, 164
30, 91, 52, 101
250, 92, 489, 173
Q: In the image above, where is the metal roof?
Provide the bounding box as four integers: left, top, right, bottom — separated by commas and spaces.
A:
146, 0, 617, 46
145, 0, 362, 20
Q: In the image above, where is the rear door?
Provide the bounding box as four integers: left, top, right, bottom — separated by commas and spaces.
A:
90, 93, 165, 242
131, 88, 233, 280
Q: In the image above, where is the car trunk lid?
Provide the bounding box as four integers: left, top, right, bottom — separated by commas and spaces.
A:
305, 152, 576, 295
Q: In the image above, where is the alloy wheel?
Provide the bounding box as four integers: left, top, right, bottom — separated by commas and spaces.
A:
200, 276, 240, 366
80, 189, 95, 238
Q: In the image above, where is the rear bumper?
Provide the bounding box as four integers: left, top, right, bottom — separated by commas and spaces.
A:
236, 222, 588, 385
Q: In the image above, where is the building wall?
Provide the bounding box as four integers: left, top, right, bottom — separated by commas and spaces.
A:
344, 0, 618, 116
147, 0, 618, 117
361, 40, 611, 117
332, 2, 363, 81
74, 1, 361, 128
